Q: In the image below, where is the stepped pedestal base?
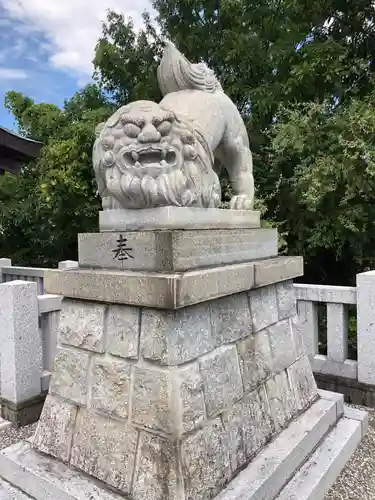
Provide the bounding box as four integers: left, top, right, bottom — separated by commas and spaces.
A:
0, 391, 367, 500
0, 223, 366, 500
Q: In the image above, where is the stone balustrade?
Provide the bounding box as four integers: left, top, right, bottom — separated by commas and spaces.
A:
295, 271, 375, 405
0, 258, 78, 294
0, 279, 62, 426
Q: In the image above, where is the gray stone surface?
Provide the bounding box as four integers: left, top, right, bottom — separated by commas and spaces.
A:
44, 264, 253, 309
266, 371, 296, 432
276, 415, 363, 500
210, 293, 252, 346
141, 304, 213, 365
254, 256, 304, 288
268, 319, 298, 373
312, 355, 358, 380
132, 433, 180, 500
106, 304, 139, 359
223, 387, 273, 471
178, 262, 255, 308
237, 329, 273, 392
58, 260, 79, 270
70, 409, 138, 493
290, 315, 307, 358
131, 366, 171, 433
40, 309, 59, 374
294, 299, 319, 358
177, 363, 206, 434
0, 392, 364, 500
181, 419, 231, 500
0, 479, 31, 500
326, 303, 348, 363
288, 356, 318, 411
0, 281, 42, 404
49, 348, 89, 406
79, 232, 171, 272
214, 396, 340, 500
0, 441, 124, 500
99, 207, 261, 232
343, 405, 369, 431
37, 294, 62, 314
276, 280, 297, 320
249, 285, 278, 332
199, 346, 243, 417
318, 389, 345, 419
90, 357, 131, 419
44, 258, 303, 309
294, 283, 357, 304
356, 271, 375, 385
78, 228, 277, 272
59, 300, 105, 353
32, 394, 77, 462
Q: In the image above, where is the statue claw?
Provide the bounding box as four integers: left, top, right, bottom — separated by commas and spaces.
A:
229, 194, 253, 211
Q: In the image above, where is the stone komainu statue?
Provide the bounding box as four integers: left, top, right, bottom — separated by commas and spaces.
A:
93, 42, 255, 210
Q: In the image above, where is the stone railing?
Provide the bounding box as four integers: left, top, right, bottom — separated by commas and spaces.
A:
294, 271, 375, 403
0, 280, 62, 426
294, 283, 357, 379
0, 258, 78, 294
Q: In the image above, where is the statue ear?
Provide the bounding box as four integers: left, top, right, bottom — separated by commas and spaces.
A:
95, 122, 105, 138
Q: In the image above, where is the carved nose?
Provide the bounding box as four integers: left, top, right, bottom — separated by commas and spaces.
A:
138, 123, 161, 143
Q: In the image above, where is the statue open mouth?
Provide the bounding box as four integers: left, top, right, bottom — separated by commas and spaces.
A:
123, 147, 177, 172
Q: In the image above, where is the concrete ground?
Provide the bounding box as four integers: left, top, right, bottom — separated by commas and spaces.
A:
0, 406, 372, 499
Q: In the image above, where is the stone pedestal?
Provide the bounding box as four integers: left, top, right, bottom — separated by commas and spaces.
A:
0, 209, 367, 500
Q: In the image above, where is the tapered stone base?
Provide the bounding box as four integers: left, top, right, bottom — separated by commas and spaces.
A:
0, 235, 366, 499
13, 272, 320, 500
0, 391, 367, 500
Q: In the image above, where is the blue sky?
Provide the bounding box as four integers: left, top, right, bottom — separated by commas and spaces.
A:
0, 1, 151, 131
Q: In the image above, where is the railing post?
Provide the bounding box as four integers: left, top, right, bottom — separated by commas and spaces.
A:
294, 300, 319, 359
38, 294, 62, 392
0, 281, 43, 426
357, 271, 375, 385
58, 260, 79, 270
327, 303, 348, 362
0, 258, 11, 283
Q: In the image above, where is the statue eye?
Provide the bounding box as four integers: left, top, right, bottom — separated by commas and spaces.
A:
102, 135, 114, 150
157, 121, 172, 136
124, 123, 141, 138
181, 133, 195, 144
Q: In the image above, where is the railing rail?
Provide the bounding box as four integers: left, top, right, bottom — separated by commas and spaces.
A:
294, 273, 375, 387
0, 258, 78, 295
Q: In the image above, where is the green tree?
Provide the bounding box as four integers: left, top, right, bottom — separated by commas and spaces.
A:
0, 86, 113, 266
268, 93, 375, 285
3, 0, 375, 283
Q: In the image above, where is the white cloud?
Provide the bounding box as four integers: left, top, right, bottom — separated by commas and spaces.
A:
0, 0, 152, 79
0, 67, 28, 80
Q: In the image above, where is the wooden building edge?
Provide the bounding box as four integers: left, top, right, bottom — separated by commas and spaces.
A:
0, 127, 42, 176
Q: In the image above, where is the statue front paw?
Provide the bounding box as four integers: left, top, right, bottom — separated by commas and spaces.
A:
229, 194, 253, 210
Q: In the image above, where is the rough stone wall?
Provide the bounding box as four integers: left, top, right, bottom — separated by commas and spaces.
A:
32, 279, 318, 500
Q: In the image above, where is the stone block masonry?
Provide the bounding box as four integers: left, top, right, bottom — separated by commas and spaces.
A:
33, 277, 318, 500
78, 228, 278, 272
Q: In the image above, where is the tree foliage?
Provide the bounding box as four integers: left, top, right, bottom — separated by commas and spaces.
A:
0, 86, 113, 266
2, 0, 375, 283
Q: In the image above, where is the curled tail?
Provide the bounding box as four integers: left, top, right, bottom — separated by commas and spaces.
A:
157, 41, 222, 96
